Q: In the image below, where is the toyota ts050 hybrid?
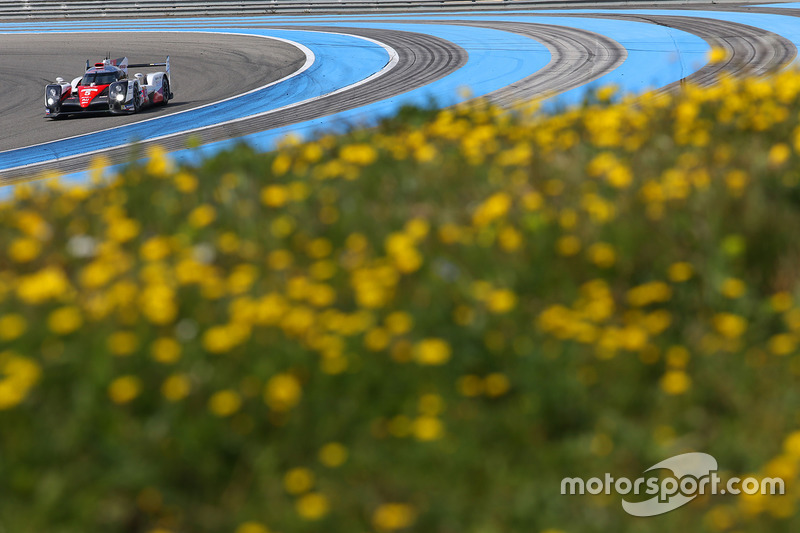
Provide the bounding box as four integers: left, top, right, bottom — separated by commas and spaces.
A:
44, 56, 172, 118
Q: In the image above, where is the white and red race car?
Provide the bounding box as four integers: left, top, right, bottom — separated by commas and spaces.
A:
45, 56, 172, 118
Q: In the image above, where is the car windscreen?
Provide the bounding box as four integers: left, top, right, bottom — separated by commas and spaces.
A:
80, 72, 117, 86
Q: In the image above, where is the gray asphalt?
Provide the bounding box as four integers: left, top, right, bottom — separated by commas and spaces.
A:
444, 21, 627, 107
0, 31, 306, 152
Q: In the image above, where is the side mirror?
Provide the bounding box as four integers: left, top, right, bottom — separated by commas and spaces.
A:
55, 77, 64, 84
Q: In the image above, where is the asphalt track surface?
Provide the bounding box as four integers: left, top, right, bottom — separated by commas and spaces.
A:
2, 3, 800, 183
0, 32, 306, 152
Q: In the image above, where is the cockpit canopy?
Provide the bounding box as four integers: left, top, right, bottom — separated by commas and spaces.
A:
80, 69, 124, 86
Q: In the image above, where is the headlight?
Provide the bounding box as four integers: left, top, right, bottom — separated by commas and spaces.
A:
109, 82, 127, 102
45, 84, 61, 107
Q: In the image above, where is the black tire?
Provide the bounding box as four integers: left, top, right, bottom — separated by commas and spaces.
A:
160, 77, 170, 106
132, 82, 142, 114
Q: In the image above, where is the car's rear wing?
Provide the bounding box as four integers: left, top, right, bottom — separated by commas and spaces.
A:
129, 57, 170, 80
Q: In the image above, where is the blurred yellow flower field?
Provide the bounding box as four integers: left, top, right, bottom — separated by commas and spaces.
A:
3, 67, 800, 532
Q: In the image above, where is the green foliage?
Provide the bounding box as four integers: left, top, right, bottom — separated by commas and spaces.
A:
3, 72, 800, 532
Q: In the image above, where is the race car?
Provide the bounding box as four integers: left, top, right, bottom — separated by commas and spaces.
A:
44, 56, 172, 118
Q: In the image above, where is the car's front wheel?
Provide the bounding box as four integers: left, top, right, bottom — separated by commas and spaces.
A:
132, 82, 142, 114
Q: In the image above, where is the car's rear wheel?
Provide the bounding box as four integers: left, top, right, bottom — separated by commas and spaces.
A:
160, 77, 171, 106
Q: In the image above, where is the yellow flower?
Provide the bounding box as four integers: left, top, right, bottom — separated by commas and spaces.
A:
261, 184, 290, 207
188, 204, 216, 228
414, 338, 452, 365
768, 143, 791, 167
522, 191, 543, 211
107, 331, 139, 356
16, 266, 71, 304
668, 262, 693, 282
202, 324, 249, 353
264, 373, 302, 411
0, 314, 27, 341
0, 355, 41, 410
228, 264, 258, 295
372, 503, 417, 531
107, 218, 140, 243
438, 224, 462, 244
267, 249, 293, 271
310, 260, 336, 280
418, 393, 444, 416
139, 284, 177, 325
587, 242, 616, 268
235, 522, 270, 533
413, 416, 444, 441
108, 375, 141, 404
308, 284, 337, 307
340, 143, 377, 166
150, 338, 182, 364
318, 442, 348, 468
385, 311, 413, 335
486, 289, 517, 314
627, 281, 672, 307
556, 235, 581, 256
724, 169, 748, 195
161, 374, 191, 402
707, 46, 729, 64
485, 373, 511, 397
364, 327, 391, 351
472, 192, 512, 226
346, 232, 369, 252
660, 370, 691, 395
295, 492, 329, 521
173, 171, 198, 193
665, 345, 690, 368
306, 238, 333, 259
720, 278, 746, 299
272, 153, 292, 175
770, 292, 793, 312
9, 237, 41, 263
79, 261, 115, 289
405, 218, 430, 240
284, 467, 314, 494
713, 313, 748, 339
768, 334, 795, 356
783, 431, 800, 456
140, 236, 172, 262
596, 85, 618, 102
498, 225, 522, 251
47, 306, 83, 335
146, 145, 174, 176
209, 390, 242, 417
